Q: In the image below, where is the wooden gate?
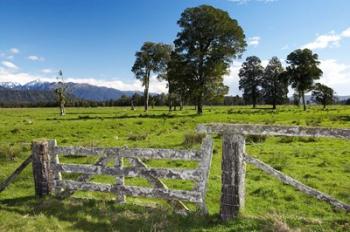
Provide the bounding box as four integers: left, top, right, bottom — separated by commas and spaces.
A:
31, 136, 213, 213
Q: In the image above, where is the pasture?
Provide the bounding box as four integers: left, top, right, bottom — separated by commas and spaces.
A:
0, 105, 349, 231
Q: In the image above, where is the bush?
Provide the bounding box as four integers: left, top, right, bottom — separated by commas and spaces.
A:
183, 132, 206, 148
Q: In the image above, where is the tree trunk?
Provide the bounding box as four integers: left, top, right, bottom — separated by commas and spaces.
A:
131, 99, 135, 110
144, 77, 150, 112
168, 98, 172, 112
60, 103, 65, 116
197, 96, 203, 115
301, 91, 306, 111
179, 96, 183, 111
272, 97, 276, 110
273, 83, 277, 110
252, 88, 256, 109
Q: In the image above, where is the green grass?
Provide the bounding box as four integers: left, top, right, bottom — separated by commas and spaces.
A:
0, 105, 349, 231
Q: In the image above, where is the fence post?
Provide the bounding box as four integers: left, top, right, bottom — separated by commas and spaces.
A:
32, 140, 53, 197
220, 133, 246, 221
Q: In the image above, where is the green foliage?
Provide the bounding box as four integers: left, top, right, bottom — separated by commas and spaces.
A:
174, 5, 246, 114
238, 56, 264, 108
286, 49, 323, 111
312, 83, 335, 109
132, 42, 172, 111
261, 57, 289, 109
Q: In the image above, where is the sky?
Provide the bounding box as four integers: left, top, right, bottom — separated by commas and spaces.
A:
1, 0, 350, 95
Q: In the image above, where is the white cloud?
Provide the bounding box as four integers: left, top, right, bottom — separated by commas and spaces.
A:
41, 69, 53, 74
28, 55, 45, 61
1, 61, 18, 69
341, 27, 350, 37
9, 48, 19, 54
0, 68, 45, 84
302, 27, 350, 50
318, 59, 350, 96
223, 61, 242, 95
247, 36, 261, 47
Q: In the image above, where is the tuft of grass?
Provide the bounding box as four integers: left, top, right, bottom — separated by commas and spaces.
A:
182, 132, 206, 148
246, 135, 267, 144
0, 143, 21, 161
305, 117, 322, 127
127, 133, 148, 141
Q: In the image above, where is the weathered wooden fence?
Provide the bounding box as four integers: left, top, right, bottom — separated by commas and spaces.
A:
197, 123, 350, 221
31, 136, 213, 213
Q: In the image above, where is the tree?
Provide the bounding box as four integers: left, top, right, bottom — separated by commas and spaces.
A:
165, 51, 191, 111
311, 83, 335, 109
238, 56, 264, 108
174, 5, 246, 114
286, 49, 323, 111
55, 70, 66, 116
261, 57, 288, 109
131, 42, 172, 111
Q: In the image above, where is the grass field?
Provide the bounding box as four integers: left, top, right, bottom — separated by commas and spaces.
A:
0, 105, 349, 231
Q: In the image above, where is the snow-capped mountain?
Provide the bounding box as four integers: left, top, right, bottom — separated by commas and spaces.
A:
0, 81, 21, 89
0, 80, 139, 101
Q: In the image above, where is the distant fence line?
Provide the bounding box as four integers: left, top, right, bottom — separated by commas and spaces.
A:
197, 123, 350, 220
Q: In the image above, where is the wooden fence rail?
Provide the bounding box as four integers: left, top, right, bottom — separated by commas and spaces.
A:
0, 154, 32, 193
198, 123, 350, 220
31, 136, 213, 213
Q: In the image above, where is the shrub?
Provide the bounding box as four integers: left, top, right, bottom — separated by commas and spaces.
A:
182, 132, 206, 148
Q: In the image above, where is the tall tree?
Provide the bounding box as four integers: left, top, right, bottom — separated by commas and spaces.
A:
286, 49, 323, 111
311, 83, 335, 109
55, 70, 66, 116
239, 56, 264, 108
131, 42, 172, 111
174, 5, 246, 114
165, 51, 191, 111
262, 57, 288, 109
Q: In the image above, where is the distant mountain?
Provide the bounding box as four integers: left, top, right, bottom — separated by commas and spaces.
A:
0, 80, 140, 102
0, 88, 58, 107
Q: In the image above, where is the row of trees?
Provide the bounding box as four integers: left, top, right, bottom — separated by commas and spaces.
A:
239, 49, 334, 110
131, 5, 336, 114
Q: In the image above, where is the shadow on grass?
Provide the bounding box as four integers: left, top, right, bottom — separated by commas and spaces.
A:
46, 113, 200, 121
0, 196, 267, 232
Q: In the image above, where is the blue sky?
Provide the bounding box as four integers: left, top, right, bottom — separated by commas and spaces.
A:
1, 0, 350, 95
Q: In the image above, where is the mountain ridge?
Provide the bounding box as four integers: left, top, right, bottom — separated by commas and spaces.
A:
0, 80, 141, 102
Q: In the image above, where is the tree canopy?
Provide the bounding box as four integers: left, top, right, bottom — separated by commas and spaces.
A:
174, 5, 246, 114
286, 49, 323, 111
312, 83, 335, 109
238, 56, 264, 108
262, 57, 288, 109
131, 42, 172, 111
